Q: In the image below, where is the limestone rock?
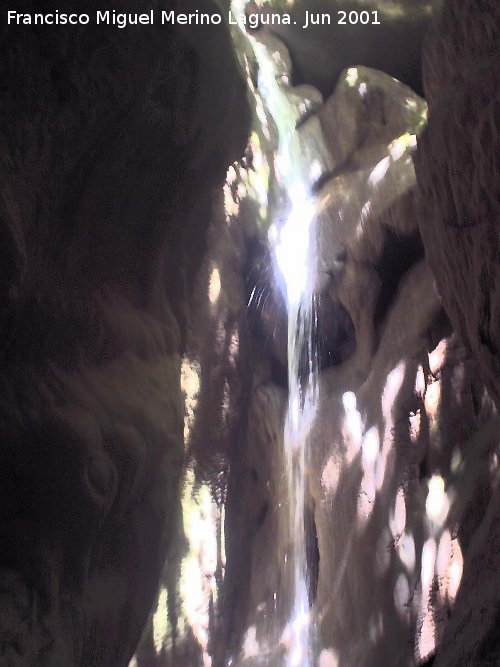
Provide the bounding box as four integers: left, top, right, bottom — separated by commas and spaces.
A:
413, 1, 500, 663
255, 0, 437, 97
0, 2, 250, 665
318, 66, 427, 172
415, 2, 500, 408
422, 0, 500, 107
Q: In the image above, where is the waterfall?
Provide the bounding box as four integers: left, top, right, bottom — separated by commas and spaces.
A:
279, 190, 318, 667
282, 303, 318, 667
230, 15, 326, 663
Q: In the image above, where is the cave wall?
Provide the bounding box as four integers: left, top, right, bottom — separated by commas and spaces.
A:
415, 0, 500, 409
189, 4, 500, 666
0, 2, 249, 665
414, 1, 500, 664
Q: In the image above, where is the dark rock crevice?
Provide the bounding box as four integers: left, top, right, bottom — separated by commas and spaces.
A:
0, 2, 250, 665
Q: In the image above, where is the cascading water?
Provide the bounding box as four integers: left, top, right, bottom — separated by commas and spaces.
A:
229, 9, 332, 663
277, 190, 318, 667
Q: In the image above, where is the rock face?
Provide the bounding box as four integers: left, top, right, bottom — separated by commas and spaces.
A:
198, 11, 500, 667
253, 0, 438, 97
0, 2, 249, 665
4, 1, 500, 666
216, 23, 449, 667
126, 2, 500, 664
415, 0, 500, 409
414, 1, 500, 664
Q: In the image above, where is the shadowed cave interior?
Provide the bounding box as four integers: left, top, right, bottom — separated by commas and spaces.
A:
2, 1, 500, 666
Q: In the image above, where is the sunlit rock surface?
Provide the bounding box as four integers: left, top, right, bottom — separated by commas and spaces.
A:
205, 19, 429, 667
252, 0, 439, 97
187, 12, 498, 667
0, 1, 249, 665
133, 2, 500, 664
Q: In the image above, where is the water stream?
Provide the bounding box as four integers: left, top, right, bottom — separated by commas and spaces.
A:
231, 16, 328, 665
281, 296, 318, 667
123, 6, 464, 667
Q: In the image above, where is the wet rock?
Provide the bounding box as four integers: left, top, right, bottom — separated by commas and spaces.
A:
312, 68, 427, 380
214, 5, 500, 666
220, 24, 469, 667
251, 30, 334, 191
244, 36, 428, 376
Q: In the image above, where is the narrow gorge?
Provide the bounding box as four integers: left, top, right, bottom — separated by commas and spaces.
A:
1, 2, 500, 666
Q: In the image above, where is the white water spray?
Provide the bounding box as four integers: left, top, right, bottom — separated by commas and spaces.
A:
248, 34, 323, 667
278, 185, 318, 667
228, 6, 334, 662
